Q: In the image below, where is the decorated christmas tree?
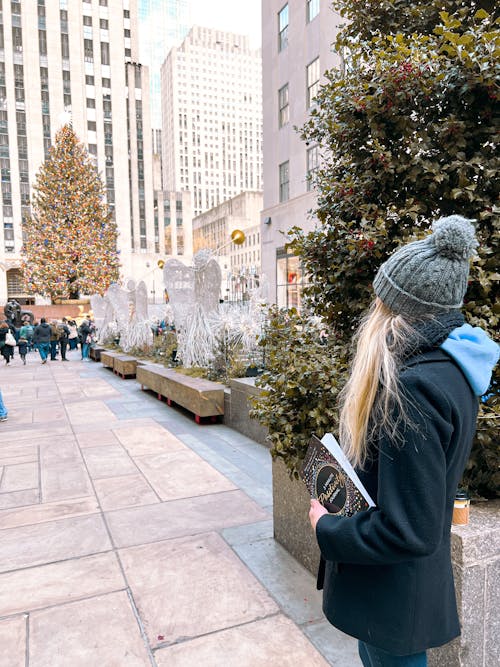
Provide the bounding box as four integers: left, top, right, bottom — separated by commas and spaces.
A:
21, 124, 120, 300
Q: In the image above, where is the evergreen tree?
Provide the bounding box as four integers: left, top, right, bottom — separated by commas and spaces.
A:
21, 124, 120, 300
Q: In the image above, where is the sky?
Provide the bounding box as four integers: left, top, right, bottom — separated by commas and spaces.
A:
190, 0, 262, 47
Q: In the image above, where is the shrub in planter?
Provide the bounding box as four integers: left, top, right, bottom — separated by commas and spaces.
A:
251, 307, 349, 476
255, 4, 499, 498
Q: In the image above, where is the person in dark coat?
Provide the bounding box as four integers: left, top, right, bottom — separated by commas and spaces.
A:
308, 216, 499, 666
17, 337, 28, 365
57, 318, 70, 361
32, 317, 52, 364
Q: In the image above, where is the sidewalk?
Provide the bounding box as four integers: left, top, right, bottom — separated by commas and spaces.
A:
0, 348, 360, 666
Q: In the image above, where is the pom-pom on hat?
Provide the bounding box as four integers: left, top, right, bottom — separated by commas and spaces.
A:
373, 215, 478, 317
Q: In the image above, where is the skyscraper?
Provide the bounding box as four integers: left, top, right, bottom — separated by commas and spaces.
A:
138, 0, 190, 130
260, 1, 341, 306
0, 0, 158, 304
161, 26, 263, 218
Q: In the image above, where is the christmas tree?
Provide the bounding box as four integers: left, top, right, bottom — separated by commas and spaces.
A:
21, 124, 120, 300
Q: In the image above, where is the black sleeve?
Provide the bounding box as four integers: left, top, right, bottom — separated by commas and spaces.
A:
315, 372, 453, 565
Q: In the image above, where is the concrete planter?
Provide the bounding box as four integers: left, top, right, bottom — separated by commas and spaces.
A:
272, 458, 499, 666
223, 377, 269, 447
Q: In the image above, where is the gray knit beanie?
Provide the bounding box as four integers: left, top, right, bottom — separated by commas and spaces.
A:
373, 215, 478, 317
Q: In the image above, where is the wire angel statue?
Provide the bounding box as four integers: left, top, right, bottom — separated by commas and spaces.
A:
163, 249, 222, 367
119, 279, 153, 352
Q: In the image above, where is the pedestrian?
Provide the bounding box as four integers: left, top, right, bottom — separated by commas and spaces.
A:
58, 318, 70, 361
0, 322, 15, 364
19, 320, 34, 351
49, 319, 60, 360
78, 318, 92, 360
32, 317, 52, 364
17, 336, 28, 365
308, 216, 499, 667
68, 320, 79, 350
0, 387, 7, 421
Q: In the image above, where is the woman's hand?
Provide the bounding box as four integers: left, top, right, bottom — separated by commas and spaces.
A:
309, 499, 328, 531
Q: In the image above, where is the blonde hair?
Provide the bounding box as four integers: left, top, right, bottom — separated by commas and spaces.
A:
339, 298, 419, 468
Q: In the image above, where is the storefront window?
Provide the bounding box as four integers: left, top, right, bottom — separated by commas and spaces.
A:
276, 249, 304, 309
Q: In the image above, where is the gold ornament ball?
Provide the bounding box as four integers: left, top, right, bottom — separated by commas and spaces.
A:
231, 229, 245, 245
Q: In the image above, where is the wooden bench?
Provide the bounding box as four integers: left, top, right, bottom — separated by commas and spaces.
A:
113, 354, 141, 379
89, 345, 105, 362
100, 350, 121, 369
137, 364, 224, 423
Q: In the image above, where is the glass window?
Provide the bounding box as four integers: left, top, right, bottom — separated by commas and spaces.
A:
306, 145, 319, 191
307, 0, 320, 22
100, 42, 110, 65
276, 251, 304, 310
279, 161, 289, 202
278, 84, 289, 128
307, 57, 320, 108
84, 39, 93, 61
278, 4, 288, 52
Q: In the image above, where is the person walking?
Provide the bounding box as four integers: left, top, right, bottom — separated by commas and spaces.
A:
49, 320, 60, 360
33, 317, 52, 364
17, 336, 28, 365
308, 215, 499, 667
58, 318, 70, 361
19, 320, 34, 351
0, 387, 7, 421
79, 318, 92, 361
0, 322, 15, 364
68, 320, 79, 350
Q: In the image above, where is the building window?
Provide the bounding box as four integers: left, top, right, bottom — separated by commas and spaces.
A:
278, 4, 289, 52
84, 39, 93, 62
276, 250, 304, 309
278, 84, 289, 128
306, 57, 320, 108
101, 42, 110, 66
279, 161, 289, 202
306, 145, 319, 191
307, 0, 320, 22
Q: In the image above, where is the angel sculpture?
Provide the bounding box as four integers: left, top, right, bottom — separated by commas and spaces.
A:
163, 249, 222, 367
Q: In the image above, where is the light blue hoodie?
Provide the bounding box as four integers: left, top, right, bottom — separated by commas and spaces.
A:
441, 324, 499, 397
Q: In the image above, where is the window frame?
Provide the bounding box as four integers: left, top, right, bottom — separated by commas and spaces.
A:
279, 160, 290, 203
278, 83, 289, 128
278, 4, 289, 52
306, 56, 320, 108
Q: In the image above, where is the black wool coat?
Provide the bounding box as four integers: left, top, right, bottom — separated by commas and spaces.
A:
316, 349, 478, 655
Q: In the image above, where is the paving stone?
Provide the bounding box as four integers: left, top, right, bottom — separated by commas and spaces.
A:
0, 552, 125, 616
303, 620, 363, 666
120, 532, 278, 647
0, 462, 38, 493
33, 407, 67, 423
65, 400, 118, 426
76, 429, 120, 448
154, 614, 329, 666
113, 424, 188, 456
93, 473, 159, 511
107, 488, 269, 548
40, 460, 94, 503
82, 444, 138, 479
0, 514, 111, 573
0, 615, 26, 667
0, 496, 99, 530
133, 449, 236, 501
232, 536, 324, 625
29, 591, 151, 666
0, 488, 39, 510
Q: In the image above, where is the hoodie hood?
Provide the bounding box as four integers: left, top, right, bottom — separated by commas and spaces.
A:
441, 324, 499, 396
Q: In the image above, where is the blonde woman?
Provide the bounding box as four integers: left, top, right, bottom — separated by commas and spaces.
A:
309, 216, 499, 667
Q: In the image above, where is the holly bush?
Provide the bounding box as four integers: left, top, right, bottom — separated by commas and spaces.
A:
255, 5, 499, 497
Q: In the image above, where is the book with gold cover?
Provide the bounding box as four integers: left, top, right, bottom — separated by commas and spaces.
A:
300, 433, 375, 516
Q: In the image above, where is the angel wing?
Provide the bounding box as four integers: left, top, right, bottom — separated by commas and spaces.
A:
163, 258, 195, 330
135, 280, 149, 321
194, 257, 221, 314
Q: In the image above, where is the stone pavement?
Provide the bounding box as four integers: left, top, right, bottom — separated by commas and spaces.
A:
0, 347, 361, 667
